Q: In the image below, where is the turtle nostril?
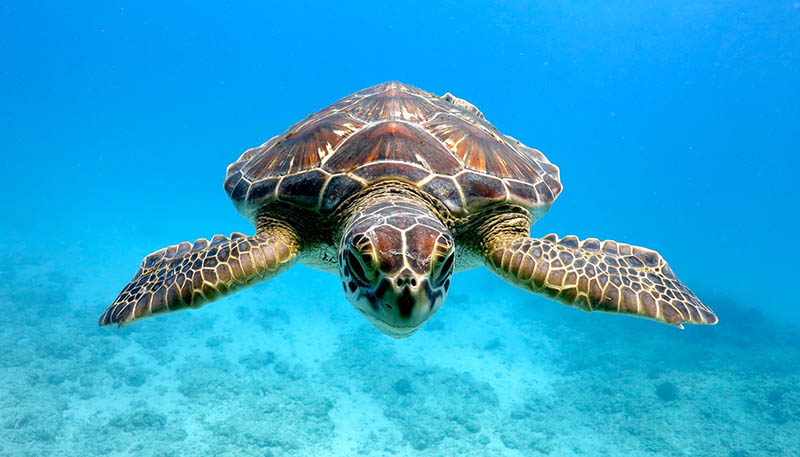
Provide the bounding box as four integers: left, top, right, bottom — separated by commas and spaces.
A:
395, 276, 418, 287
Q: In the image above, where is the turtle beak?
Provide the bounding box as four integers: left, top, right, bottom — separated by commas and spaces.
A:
355, 270, 441, 338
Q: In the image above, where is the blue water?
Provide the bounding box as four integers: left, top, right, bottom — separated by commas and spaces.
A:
2, 1, 799, 456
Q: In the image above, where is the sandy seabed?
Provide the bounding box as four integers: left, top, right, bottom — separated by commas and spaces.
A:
1, 252, 797, 457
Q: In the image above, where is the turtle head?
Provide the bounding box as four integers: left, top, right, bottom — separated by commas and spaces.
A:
339, 202, 455, 338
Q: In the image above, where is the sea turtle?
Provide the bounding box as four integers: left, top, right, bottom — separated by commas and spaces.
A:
99, 81, 717, 337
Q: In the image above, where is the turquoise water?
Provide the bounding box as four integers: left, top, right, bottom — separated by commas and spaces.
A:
2, 1, 799, 456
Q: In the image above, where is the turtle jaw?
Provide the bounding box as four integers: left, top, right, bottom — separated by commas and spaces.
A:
348, 276, 449, 338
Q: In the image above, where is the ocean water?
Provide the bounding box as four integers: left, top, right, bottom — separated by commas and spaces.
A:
1, 1, 799, 456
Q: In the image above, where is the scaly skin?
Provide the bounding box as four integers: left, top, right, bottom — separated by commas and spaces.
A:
98, 185, 717, 331
338, 196, 455, 337
99, 82, 718, 333
98, 217, 300, 327
97, 187, 457, 337
479, 214, 717, 328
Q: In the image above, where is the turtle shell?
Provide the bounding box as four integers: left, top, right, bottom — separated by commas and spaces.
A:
224, 81, 562, 221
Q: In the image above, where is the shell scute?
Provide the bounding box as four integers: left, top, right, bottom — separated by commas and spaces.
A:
422, 176, 464, 215
534, 181, 554, 203
323, 121, 462, 176
245, 112, 364, 177
230, 178, 250, 203
246, 178, 278, 207
506, 180, 539, 207
224, 81, 561, 219
320, 175, 364, 213
457, 172, 508, 211
347, 88, 440, 122
352, 162, 431, 184
277, 170, 329, 209
224, 170, 243, 196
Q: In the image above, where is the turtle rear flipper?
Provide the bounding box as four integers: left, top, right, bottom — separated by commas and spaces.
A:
484, 233, 717, 327
99, 230, 299, 327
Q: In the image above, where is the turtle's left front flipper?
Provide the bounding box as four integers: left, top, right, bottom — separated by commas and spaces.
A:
483, 234, 717, 327
99, 229, 299, 327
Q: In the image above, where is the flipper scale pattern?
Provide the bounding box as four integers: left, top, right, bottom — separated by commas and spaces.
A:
99, 232, 298, 327
486, 234, 717, 327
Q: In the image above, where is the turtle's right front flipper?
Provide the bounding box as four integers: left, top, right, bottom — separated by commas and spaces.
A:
99, 229, 299, 327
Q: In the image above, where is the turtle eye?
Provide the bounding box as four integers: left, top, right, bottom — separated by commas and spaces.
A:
432, 252, 455, 287
346, 249, 374, 286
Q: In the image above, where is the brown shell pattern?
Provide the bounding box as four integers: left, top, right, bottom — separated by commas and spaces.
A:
224, 81, 562, 219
